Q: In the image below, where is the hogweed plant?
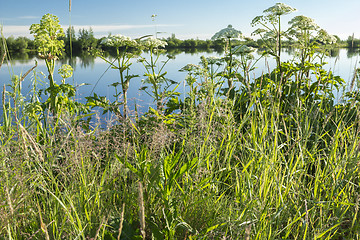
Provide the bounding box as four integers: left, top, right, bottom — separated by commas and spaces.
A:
211, 25, 242, 90
139, 37, 177, 112
287, 15, 337, 70
232, 45, 259, 87
251, 3, 297, 73
30, 14, 65, 115
94, 34, 140, 119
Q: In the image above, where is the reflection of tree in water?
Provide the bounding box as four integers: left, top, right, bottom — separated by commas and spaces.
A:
58, 53, 96, 70
347, 48, 360, 58
284, 47, 296, 55
58, 56, 77, 70
6, 52, 37, 64
329, 48, 340, 58
79, 53, 96, 69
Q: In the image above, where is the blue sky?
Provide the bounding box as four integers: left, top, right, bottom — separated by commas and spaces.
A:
1, 0, 360, 40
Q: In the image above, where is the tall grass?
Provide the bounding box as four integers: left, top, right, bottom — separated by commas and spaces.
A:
1, 3, 360, 239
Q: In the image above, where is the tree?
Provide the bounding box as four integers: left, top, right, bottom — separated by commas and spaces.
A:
78, 27, 97, 51
64, 26, 80, 53
347, 35, 360, 48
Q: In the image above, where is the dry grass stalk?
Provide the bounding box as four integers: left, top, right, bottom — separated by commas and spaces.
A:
19, 125, 30, 160
20, 62, 37, 82
19, 124, 44, 162
117, 202, 125, 240
244, 224, 251, 240
37, 201, 50, 240
5, 186, 14, 217
0, 49, 5, 71
138, 181, 146, 239
2, 84, 5, 109
93, 216, 107, 240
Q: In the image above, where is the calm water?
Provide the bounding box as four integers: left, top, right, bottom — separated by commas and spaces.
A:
1, 48, 360, 115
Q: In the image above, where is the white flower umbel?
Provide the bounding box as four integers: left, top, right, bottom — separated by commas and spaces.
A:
233, 45, 255, 55
316, 29, 337, 44
58, 64, 73, 79
179, 63, 201, 72
211, 25, 242, 40
205, 56, 221, 65
101, 34, 137, 48
142, 37, 167, 49
288, 15, 319, 31
263, 3, 297, 16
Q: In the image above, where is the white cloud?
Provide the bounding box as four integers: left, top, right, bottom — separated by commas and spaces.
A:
2, 25, 31, 38
1, 24, 182, 38
18, 16, 39, 20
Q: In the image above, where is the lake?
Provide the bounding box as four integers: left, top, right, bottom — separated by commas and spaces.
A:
1, 48, 360, 116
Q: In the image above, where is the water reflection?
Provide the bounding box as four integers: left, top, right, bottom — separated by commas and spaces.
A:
2, 48, 360, 102
5, 48, 360, 69
347, 48, 360, 58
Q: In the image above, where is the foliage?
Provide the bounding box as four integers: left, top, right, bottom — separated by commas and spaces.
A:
252, 3, 297, 72
139, 37, 178, 113
88, 34, 140, 119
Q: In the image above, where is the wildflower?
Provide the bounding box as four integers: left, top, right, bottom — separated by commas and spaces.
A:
179, 63, 201, 72
100, 34, 137, 48
233, 45, 255, 55
142, 37, 167, 49
58, 64, 73, 79
211, 25, 242, 40
263, 3, 296, 16
263, 30, 277, 39
251, 28, 267, 36
316, 29, 337, 44
288, 15, 319, 31
205, 56, 221, 65
30, 14, 65, 58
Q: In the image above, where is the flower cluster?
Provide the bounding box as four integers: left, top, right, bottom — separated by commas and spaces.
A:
100, 34, 137, 48
316, 29, 337, 44
233, 45, 255, 59
30, 13, 65, 59
252, 3, 297, 27
288, 15, 319, 31
58, 64, 73, 79
142, 38, 167, 49
263, 3, 297, 16
233, 45, 255, 55
205, 56, 221, 65
179, 63, 201, 72
211, 25, 242, 40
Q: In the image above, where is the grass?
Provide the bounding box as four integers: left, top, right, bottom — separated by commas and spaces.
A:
1, 78, 359, 239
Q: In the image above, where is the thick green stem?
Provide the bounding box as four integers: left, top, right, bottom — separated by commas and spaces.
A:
227, 38, 233, 90
277, 15, 282, 74
46, 59, 56, 115
150, 48, 161, 111
117, 47, 127, 119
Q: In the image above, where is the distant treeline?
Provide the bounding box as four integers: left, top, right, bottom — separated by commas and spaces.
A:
1, 27, 359, 55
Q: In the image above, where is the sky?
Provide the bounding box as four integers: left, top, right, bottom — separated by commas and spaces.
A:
1, 0, 360, 40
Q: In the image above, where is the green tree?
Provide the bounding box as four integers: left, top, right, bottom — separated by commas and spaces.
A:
6, 36, 32, 52
78, 27, 97, 51
64, 26, 79, 53
347, 35, 360, 48
14, 37, 28, 51
5, 36, 16, 51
